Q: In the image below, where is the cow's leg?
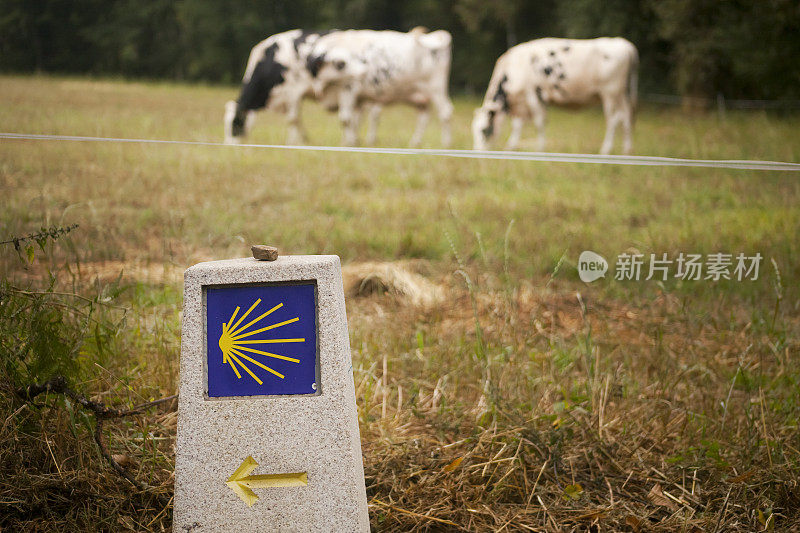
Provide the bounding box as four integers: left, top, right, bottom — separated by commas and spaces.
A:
409, 106, 430, 148
533, 110, 547, 151
365, 104, 382, 146
286, 99, 307, 145
433, 94, 454, 148
621, 99, 633, 155
338, 91, 361, 146
342, 109, 362, 146
524, 89, 547, 151
505, 116, 524, 151
600, 95, 624, 155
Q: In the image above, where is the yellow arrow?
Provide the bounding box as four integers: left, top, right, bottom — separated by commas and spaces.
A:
226, 456, 308, 507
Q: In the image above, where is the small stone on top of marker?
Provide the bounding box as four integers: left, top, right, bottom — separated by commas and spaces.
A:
251, 245, 279, 261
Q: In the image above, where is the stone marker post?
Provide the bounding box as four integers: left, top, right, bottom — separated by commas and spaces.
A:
174, 256, 369, 531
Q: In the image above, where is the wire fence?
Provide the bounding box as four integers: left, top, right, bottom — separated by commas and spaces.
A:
2, 132, 798, 172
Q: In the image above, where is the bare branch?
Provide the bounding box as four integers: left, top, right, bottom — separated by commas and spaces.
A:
15, 375, 175, 504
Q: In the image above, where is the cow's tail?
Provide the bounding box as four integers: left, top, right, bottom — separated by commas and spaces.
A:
627, 44, 639, 123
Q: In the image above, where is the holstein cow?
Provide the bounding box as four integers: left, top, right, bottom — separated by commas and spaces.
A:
306, 28, 454, 147
472, 37, 639, 154
224, 29, 335, 145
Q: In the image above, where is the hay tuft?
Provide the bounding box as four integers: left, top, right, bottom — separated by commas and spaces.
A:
343, 261, 444, 308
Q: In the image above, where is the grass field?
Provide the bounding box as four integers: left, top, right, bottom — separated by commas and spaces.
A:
1, 75, 799, 531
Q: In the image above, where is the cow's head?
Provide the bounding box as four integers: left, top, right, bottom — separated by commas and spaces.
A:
223, 100, 256, 144
472, 103, 504, 151
306, 48, 367, 97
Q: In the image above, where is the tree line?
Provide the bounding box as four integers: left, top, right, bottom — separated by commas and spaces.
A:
1, 0, 798, 100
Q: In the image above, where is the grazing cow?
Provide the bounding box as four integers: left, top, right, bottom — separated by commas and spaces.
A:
224, 29, 335, 145
472, 37, 639, 154
306, 28, 454, 147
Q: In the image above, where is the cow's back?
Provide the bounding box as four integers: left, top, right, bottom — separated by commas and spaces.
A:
242, 30, 301, 83
493, 37, 636, 106
316, 29, 451, 103
238, 29, 337, 113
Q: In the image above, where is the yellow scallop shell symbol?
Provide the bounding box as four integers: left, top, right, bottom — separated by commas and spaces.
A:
218, 299, 304, 385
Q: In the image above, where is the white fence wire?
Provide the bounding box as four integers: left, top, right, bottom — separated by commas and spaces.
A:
2, 132, 799, 172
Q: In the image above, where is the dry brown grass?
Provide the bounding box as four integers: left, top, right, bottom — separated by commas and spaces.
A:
2, 258, 798, 531
349, 269, 800, 531
0, 376, 176, 530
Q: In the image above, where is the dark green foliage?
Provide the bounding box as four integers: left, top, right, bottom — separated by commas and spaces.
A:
557, 0, 671, 94
0, 279, 81, 386
0, 0, 797, 99
645, 0, 800, 100
0, 0, 109, 73
84, 0, 184, 78
0, 225, 117, 389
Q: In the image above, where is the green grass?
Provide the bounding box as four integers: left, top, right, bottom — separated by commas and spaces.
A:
2, 75, 798, 287
1, 74, 799, 531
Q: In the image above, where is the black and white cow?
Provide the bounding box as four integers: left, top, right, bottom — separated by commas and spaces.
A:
306, 28, 454, 147
472, 37, 639, 154
224, 29, 334, 145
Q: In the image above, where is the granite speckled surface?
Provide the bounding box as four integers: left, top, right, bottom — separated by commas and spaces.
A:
174, 256, 369, 532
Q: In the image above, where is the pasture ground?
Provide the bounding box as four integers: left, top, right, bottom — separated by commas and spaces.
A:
1, 75, 799, 531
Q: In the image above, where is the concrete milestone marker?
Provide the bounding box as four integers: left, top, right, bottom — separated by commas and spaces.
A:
174, 256, 369, 531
